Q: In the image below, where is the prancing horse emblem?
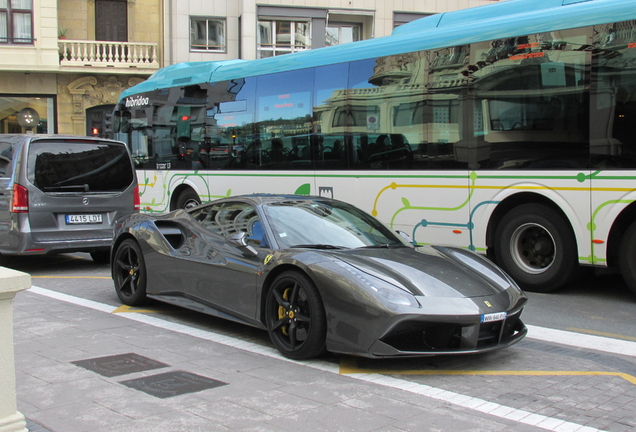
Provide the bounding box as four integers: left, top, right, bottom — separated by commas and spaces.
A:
484, 301, 492, 308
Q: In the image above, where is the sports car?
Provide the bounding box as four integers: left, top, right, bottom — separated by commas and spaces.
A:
111, 194, 528, 359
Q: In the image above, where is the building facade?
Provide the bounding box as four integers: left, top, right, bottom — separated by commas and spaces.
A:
1, 0, 498, 135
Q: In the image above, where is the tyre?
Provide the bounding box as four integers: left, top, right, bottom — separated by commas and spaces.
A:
90, 249, 110, 264
618, 221, 636, 295
175, 189, 201, 210
494, 204, 577, 293
112, 239, 147, 305
265, 271, 327, 359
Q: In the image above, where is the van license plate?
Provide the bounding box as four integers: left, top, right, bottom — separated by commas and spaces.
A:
66, 214, 103, 224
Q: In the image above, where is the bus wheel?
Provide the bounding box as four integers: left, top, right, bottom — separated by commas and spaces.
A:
618, 221, 636, 295
175, 189, 201, 210
494, 204, 577, 293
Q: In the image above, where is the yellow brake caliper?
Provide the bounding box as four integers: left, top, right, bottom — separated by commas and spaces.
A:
278, 288, 291, 336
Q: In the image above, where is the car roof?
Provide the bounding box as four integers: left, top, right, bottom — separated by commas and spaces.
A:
214, 194, 338, 207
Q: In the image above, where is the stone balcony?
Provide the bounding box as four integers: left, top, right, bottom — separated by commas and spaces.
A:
58, 39, 159, 72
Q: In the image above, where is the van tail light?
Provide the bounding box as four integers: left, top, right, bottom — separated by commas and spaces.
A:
133, 185, 141, 211
11, 183, 29, 213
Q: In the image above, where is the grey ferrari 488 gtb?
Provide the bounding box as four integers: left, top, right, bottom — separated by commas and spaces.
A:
111, 194, 527, 359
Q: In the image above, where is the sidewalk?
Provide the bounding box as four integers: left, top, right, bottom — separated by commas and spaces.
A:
12, 286, 554, 432
17, 281, 636, 432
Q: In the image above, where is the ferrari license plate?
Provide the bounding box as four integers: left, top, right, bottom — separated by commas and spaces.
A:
481, 311, 507, 323
65, 214, 103, 224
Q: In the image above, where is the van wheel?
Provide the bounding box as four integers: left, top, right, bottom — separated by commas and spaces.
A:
494, 204, 577, 293
175, 189, 201, 210
90, 250, 110, 264
618, 221, 636, 295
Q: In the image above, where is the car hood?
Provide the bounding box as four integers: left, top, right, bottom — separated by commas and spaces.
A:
331, 245, 517, 299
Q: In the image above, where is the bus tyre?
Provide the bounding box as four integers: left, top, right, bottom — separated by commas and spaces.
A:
618, 221, 636, 295
175, 189, 201, 210
494, 204, 577, 293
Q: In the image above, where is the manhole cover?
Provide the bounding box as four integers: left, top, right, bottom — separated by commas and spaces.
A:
119, 371, 227, 398
72, 353, 169, 377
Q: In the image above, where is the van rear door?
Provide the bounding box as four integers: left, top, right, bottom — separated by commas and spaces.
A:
25, 137, 136, 246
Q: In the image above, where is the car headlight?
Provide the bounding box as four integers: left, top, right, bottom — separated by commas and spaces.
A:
335, 260, 420, 310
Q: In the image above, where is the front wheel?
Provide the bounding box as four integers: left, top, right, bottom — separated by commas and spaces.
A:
112, 239, 147, 305
494, 204, 578, 293
618, 221, 636, 295
265, 271, 327, 359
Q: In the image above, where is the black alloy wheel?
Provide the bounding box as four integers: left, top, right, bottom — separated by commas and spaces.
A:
112, 239, 147, 305
265, 271, 327, 359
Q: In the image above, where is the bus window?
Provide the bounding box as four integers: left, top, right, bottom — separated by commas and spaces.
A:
471, 28, 590, 170
253, 69, 314, 170
314, 63, 349, 169
205, 78, 257, 169
405, 46, 470, 169
590, 19, 636, 168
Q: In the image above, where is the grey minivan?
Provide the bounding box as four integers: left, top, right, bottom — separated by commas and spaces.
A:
0, 134, 139, 263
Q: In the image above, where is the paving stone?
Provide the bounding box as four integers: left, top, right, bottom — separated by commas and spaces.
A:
12, 285, 636, 432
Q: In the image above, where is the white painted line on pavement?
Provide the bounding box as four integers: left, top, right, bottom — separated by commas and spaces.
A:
27, 286, 614, 432
526, 324, 636, 357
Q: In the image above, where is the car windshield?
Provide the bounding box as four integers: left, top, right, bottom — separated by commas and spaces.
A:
263, 200, 404, 249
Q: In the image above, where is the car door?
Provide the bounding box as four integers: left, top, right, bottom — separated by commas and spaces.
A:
176, 201, 266, 321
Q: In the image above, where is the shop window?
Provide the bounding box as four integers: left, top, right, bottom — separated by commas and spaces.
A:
0, 96, 54, 133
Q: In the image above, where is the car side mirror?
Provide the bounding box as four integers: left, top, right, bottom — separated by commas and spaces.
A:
396, 230, 417, 246
226, 232, 258, 256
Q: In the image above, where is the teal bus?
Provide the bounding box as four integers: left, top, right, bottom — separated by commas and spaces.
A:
113, 0, 636, 295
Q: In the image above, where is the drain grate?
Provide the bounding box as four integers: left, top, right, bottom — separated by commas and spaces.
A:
72, 353, 169, 377
119, 371, 227, 398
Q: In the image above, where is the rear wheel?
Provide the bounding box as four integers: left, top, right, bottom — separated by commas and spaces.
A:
112, 239, 147, 305
265, 271, 327, 359
494, 204, 577, 293
618, 221, 636, 295
175, 189, 201, 210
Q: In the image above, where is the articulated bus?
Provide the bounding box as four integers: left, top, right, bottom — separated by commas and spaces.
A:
113, 0, 636, 295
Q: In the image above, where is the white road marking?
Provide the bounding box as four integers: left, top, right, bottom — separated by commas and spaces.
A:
28, 285, 627, 432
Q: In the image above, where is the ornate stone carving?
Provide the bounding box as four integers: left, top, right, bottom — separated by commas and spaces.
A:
65, 74, 146, 133
67, 75, 146, 110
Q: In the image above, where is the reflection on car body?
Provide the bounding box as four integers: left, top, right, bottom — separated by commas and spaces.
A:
111, 194, 527, 359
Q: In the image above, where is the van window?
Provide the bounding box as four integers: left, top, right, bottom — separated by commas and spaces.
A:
0, 142, 12, 176
27, 139, 135, 192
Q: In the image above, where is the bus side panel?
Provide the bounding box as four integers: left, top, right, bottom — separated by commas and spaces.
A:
313, 171, 472, 249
